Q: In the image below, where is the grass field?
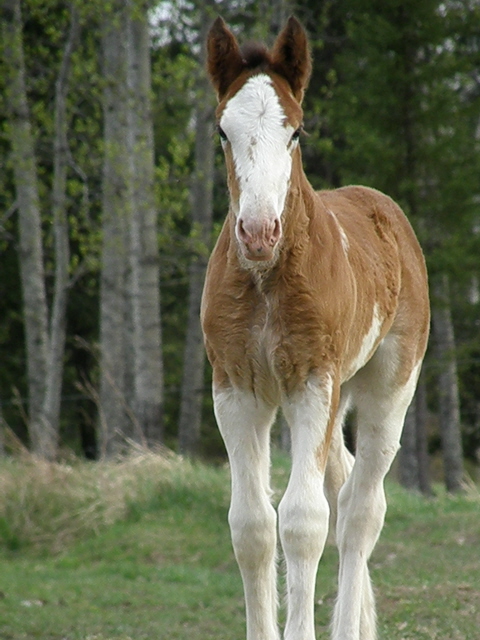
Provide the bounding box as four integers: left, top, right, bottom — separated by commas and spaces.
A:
0, 450, 479, 640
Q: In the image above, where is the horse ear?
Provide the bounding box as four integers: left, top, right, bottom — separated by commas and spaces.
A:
270, 16, 312, 102
207, 17, 245, 100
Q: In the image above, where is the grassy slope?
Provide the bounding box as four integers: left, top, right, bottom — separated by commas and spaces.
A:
0, 453, 479, 640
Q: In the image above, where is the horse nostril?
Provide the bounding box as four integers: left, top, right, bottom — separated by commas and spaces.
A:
270, 218, 282, 245
237, 218, 249, 243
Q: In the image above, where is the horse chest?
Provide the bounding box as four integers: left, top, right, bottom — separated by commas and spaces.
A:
247, 295, 280, 367
243, 288, 334, 398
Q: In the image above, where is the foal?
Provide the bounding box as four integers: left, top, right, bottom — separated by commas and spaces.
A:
201, 16, 430, 640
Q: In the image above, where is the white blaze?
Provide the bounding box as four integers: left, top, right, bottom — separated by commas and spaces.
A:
220, 74, 296, 227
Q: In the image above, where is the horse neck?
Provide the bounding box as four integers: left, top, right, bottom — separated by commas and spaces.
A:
280, 154, 317, 258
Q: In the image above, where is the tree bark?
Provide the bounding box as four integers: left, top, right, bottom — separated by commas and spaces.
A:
432, 273, 464, 492
99, 1, 130, 456
38, 4, 79, 460
0, 402, 5, 457
399, 374, 432, 496
178, 6, 215, 456
126, 1, 164, 447
2, 0, 49, 455
399, 399, 419, 490
415, 372, 432, 495
399, 371, 432, 495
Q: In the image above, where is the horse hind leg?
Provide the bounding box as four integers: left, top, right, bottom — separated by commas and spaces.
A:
332, 356, 421, 640
324, 389, 354, 544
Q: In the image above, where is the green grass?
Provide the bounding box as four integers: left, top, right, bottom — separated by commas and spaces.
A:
373, 482, 480, 640
0, 451, 479, 639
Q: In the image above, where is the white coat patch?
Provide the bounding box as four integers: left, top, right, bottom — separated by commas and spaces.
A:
345, 303, 383, 380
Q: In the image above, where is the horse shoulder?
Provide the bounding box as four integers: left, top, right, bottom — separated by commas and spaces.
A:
201, 219, 260, 389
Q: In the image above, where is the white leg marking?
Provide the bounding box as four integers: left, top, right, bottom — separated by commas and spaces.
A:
332, 361, 421, 640
324, 390, 354, 544
279, 376, 334, 640
214, 387, 279, 640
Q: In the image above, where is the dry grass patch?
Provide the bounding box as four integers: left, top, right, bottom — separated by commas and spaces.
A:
0, 447, 185, 552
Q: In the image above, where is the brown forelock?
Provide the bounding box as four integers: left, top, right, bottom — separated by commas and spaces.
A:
240, 41, 271, 69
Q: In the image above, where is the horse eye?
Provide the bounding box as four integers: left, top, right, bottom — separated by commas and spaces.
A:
291, 126, 302, 144
217, 125, 228, 142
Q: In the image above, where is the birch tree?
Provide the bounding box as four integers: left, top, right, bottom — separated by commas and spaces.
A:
127, 1, 164, 447
99, 2, 130, 456
178, 4, 215, 456
100, 0, 164, 454
0, 402, 5, 457
2, 1, 81, 459
2, 0, 49, 455
432, 274, 464, 492
38, 4, 79, 459
399, 374, 432, 494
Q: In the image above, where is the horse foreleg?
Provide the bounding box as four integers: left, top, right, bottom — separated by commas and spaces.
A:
279, 377, 336, 640
214, 387, 279, 640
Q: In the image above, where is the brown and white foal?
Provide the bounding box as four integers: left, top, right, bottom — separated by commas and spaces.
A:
201, 16, 430, 640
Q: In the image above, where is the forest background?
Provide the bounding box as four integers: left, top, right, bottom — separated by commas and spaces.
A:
0, 0, 479, 494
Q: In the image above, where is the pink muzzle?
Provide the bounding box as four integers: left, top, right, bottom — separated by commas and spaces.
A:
236, 216, 282, 262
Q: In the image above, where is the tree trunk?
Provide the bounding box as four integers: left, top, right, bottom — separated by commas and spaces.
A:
399, 371, 432, 495
2, 0, 49, 455
432, 273, 464, 492
38, 5, 79, 460
0, 402, 5, 457
178, 7, 215, 456
99, 1, 130, 457
399, 399, 419, 490
415, 372, 432, 495
126, 2, 164, 447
